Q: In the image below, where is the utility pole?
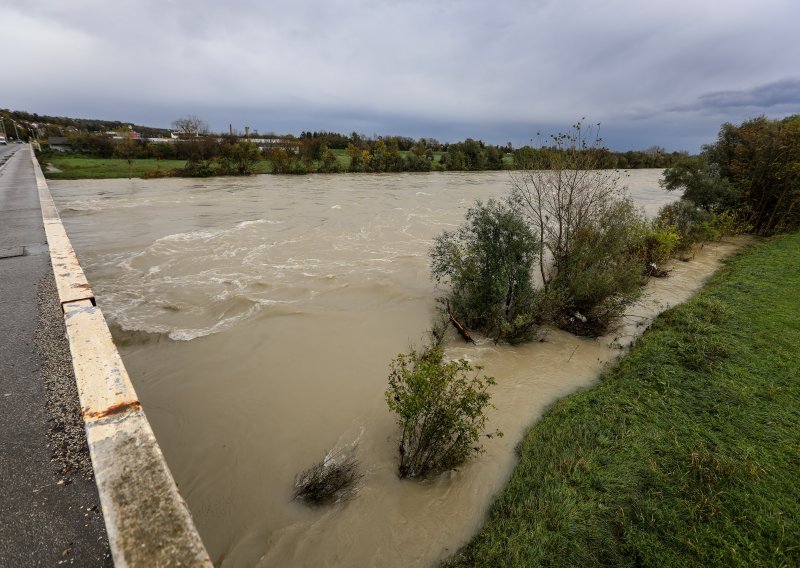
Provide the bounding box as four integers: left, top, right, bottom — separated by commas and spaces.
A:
13, 121, 20, 140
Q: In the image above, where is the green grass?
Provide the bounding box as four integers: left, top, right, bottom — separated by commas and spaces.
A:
43, 156, 188, 179
42, 155, 275, 179
42, 151, 510, 179
446, 233, 800, 567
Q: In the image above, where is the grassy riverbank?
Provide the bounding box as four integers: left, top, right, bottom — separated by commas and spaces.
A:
41, 151, 511, 179
43, 156, 189, 179
446, 233, 800, 567
42, 155, 276, 179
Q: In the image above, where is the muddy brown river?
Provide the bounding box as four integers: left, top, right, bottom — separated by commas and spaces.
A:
50, 170, 745, 567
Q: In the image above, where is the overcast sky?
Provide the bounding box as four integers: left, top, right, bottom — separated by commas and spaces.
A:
5, 0, 799, 151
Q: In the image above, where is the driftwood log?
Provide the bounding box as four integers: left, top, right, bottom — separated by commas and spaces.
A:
446, 300, 476, 344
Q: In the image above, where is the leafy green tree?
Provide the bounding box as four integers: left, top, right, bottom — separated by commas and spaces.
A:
150, 142, 175, 161
660, 156, 739, 211
512, 146, 548, 169
461, 139, 486, 170
386, 344, 499, 479
114, 137, 141, 179
318, 146, 342, 173
266, 147, 307, 174
485, 146, 504, 170
405, 151, 432, 172
545, 198, 647, 335
712, 115, 800, 235
345, 143, 365, 172
370, 139, 389, 172
227, 140, 261, 175
385, 138, 405, 172
431, 199, 539, 343
68, 132, 115, 157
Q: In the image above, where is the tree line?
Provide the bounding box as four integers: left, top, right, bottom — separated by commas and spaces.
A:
42, 123, 688, 177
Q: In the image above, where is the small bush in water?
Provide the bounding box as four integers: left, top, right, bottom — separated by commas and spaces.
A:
386, 345, 500, 479
293, 447, 362, 506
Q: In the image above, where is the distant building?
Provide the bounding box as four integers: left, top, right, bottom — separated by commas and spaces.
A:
47, 136, 71, 152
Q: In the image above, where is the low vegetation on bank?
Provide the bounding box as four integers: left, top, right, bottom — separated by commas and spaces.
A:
444, 231, 800, 567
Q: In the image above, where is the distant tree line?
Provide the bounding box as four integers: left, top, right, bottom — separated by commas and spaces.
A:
4, 109, 170, 139
27, 105, 691, 177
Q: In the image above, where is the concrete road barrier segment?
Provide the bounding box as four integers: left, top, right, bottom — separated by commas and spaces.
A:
30, 151, 212, 567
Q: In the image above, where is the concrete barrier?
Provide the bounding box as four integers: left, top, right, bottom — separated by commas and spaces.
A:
30, 151, 213, 567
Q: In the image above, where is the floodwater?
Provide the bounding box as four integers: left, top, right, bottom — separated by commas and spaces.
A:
50, 170, 744, 567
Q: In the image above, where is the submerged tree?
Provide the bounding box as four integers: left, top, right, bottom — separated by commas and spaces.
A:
293, 446, 362, 506
386, 344, 499, 479
431, 199, 539, 343
509, 120, 648, 335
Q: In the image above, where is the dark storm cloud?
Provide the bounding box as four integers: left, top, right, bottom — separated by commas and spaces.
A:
678, 78, 800, 112
5, 0, 800, 151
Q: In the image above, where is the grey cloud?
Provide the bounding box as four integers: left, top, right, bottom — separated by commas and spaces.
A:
7, 1, 800, 153
689, 78, 800, 111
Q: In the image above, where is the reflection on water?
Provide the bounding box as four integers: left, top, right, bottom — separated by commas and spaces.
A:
51, 171, 742, 567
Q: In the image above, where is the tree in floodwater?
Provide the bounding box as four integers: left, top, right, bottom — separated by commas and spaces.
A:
509, 120, 648, 335
386, 343, 500, 479
430, 199, 539, 343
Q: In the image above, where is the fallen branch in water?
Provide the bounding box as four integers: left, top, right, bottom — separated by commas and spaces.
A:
447, 300, 476, 344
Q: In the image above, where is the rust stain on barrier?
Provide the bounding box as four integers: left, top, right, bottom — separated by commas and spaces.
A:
85, 400, 142, 421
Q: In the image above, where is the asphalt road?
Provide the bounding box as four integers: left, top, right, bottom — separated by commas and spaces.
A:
0, 147, 111, 566
0, 142, 22, 164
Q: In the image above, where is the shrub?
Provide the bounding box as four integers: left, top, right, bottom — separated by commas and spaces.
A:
182, 157, 215, 177
638, 224, 681, 276
509, 121, 648, 336
385, 345, 500, 479
430, 199, 539, 343
293, 446, 362, 506
709, 209, 752, 237
545, 199, 648, 335
656, 201, 718, 258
